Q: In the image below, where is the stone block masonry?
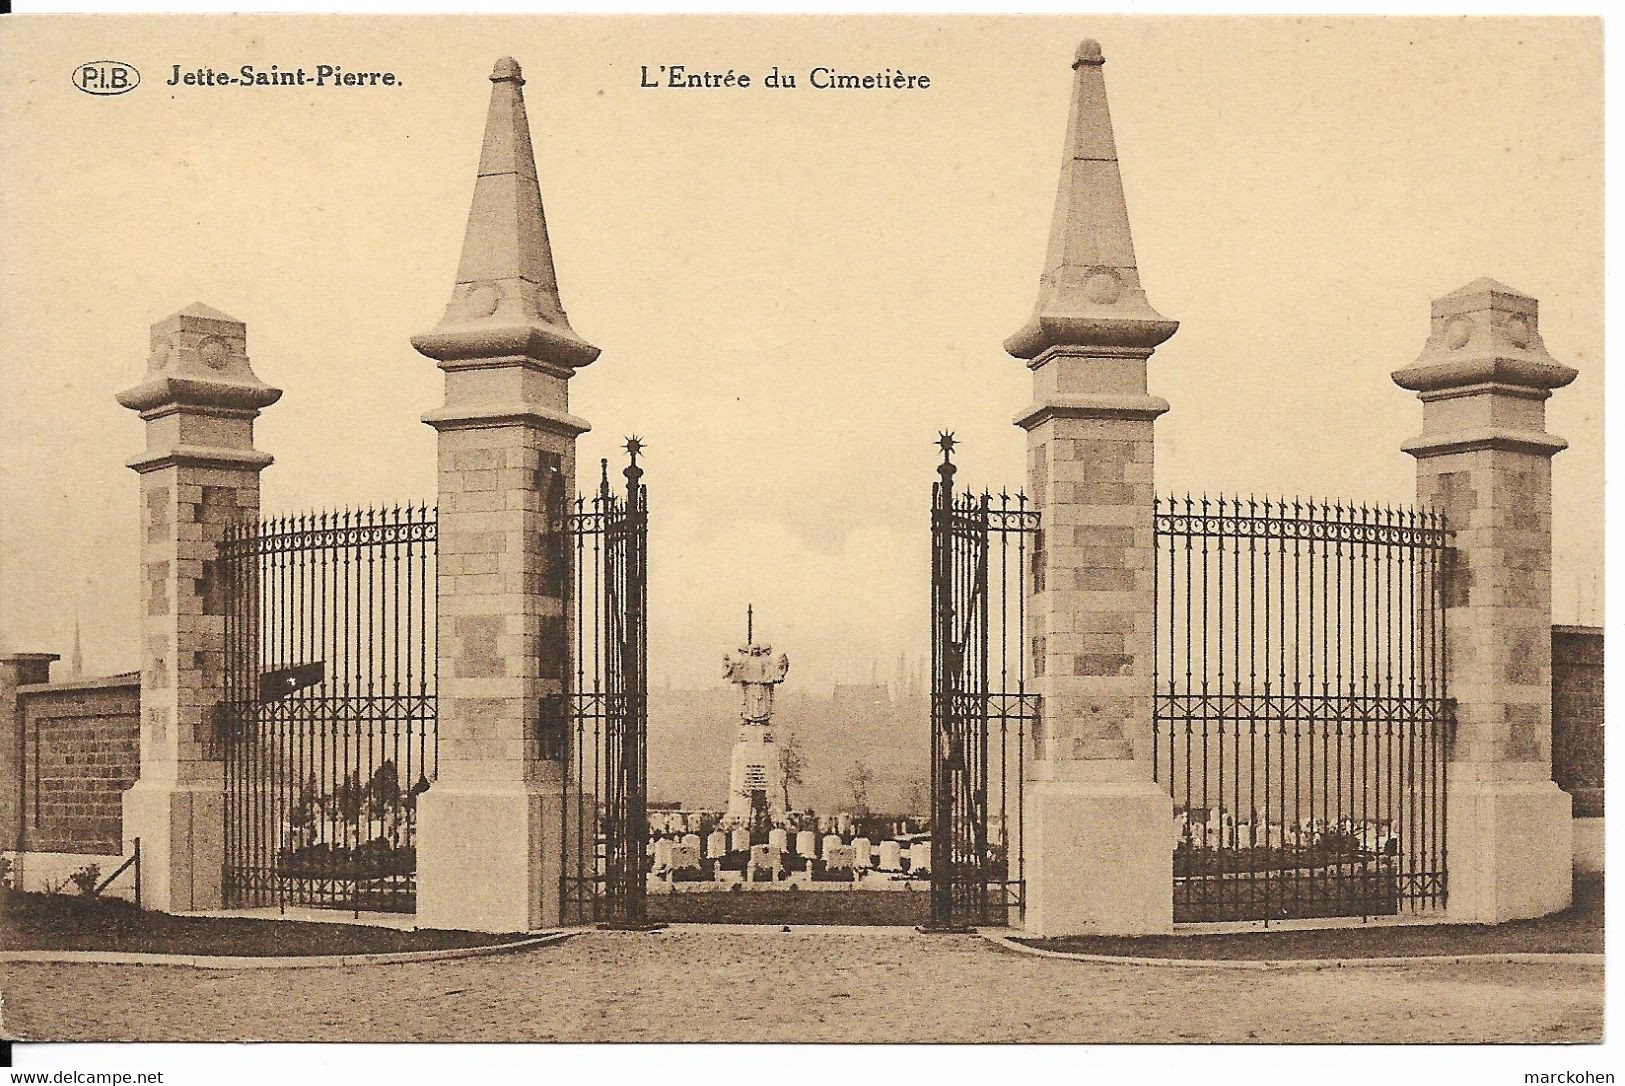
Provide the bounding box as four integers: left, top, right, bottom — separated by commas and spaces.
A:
16, 675, 141, 854
1004, 40, 1178, 936
1394, 277, 1578, 923
1552, 626, 1602, 817
410, 56, 601, 933
116, 302, 281, 913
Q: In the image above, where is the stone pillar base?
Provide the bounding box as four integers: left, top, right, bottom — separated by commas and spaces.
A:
1022, 774, 1172, 937
415, 783, 565, 933
1446, 775, 1573, 923
121, 779, 223, 913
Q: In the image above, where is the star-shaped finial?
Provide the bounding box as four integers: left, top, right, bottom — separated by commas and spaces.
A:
624, 435, 645, 460
936, 431, 957, 457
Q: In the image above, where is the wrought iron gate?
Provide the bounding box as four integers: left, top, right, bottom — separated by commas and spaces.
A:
1153, 495, 1451, 923
220, 505, 438, 913
927, 436, 1039, 930
558, 444, 653, 927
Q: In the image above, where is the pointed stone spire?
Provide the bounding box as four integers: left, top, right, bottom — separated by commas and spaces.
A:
1005, 40, 1177, 359
412, 57, 599, 370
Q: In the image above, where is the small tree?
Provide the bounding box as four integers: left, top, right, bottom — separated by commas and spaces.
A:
902, 781, 927, 818
778, 730, 807, 812
845, 760, 876, 817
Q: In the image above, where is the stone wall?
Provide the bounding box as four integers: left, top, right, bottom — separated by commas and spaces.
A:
11, 675, 141, 854
1552, 625, 1603, 818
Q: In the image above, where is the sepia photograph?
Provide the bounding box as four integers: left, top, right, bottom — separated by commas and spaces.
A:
0, 8, 1607, 1068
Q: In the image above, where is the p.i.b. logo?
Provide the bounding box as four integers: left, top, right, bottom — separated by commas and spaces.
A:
73, 60, 141, 96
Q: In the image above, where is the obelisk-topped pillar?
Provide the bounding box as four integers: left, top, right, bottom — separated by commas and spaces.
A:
117, 303, 281, 912
1009, 40, 1175, 936
412, 57, 595, 932
1394, 278, 1578, 922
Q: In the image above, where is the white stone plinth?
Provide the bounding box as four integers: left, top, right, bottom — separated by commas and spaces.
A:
1022, 776, 1172, 937
415, 783, 564, 932
121, 780, 223, 913
1446, 776, 1573, 923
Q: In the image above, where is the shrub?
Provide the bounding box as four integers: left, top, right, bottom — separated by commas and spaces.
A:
0, 854, 13, 890
69, 864, 102, 897
749, 866, 776, 883
812, 863, 854, 883
718, 850, 749, 873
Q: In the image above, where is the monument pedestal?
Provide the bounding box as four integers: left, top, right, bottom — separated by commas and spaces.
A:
415, 781, 567, 932
1022, 772, 1172, 937
1445, 775, 1572, 923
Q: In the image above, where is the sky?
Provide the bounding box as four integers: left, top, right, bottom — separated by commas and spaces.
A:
0, 14, 1603, 695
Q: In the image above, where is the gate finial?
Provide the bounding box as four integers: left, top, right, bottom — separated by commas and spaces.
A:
935, 431, 958, 491
1004, 40, 1177, 359
411, 57, 601, 371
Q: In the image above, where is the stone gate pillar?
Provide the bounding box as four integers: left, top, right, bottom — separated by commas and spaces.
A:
1005, 40, 1176, 937
1393, 278, 1578, 922
411, 57, 598, 933
116, 304, 281, 912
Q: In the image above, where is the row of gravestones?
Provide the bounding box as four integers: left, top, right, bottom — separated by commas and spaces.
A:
649, 811, 871, 836
648, 833, 931, 875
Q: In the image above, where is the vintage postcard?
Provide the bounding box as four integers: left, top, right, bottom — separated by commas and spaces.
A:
0, 11, 1605, 1063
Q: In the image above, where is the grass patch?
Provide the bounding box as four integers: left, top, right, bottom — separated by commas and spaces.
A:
648, 889, 931, 926
1015, 874, 1603, 960
0, 891, 532, 956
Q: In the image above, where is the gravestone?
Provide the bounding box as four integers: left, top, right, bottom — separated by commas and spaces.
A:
796, 830, 817, 856
853, 837, 873, 868
669, 843, 701, 872
731, 827, 750, 853
749, 843, 782, 879
707, 830, 727, 858
879, 840, 902, 870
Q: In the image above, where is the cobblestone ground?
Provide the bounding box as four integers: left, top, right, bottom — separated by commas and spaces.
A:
0, 929, 1602, 1044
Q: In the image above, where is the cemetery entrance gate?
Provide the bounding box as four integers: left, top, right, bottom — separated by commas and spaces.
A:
557, 447, 654, 928
927, 438, 1039, 929
219, 505, 439, 914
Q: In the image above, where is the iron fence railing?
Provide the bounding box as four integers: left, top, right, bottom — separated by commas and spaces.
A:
1153, 494, 1451, 923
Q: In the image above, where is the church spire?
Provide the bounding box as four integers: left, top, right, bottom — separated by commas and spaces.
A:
411, 57, 600, 370
1005, 40, 1177, 360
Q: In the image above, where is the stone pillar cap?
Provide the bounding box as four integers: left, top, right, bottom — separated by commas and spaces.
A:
1005, 39, 1177, 359
412, 56, 600, 371
116, 303, 282, 413
1393, 277, 1578, 393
